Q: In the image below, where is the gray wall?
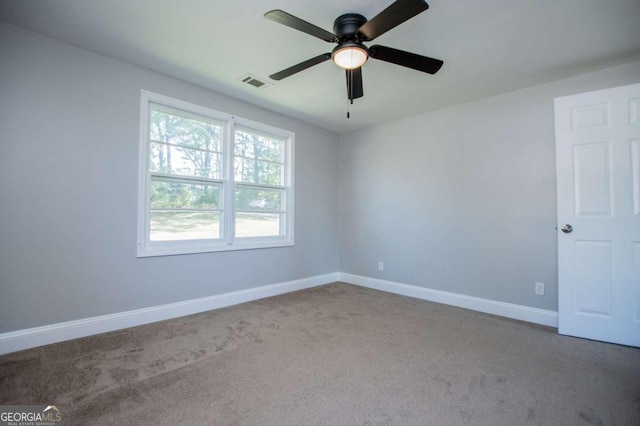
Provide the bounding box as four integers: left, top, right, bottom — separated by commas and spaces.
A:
339, 60, 640, 311
0, 23, 340, 333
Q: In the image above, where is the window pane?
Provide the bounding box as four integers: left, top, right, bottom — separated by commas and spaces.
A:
150, 211, 220, 241
150, 109, 222, 153
236, 186, 282, 212
235, 213, 281, 238
234, 128, 284, 162
150, 142, 221, 179
151, 179, 220, 209
234, 158, 282, 185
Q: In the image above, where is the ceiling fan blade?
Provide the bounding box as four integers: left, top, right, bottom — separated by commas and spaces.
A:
269, 53, 332, 81
369, 45, 443, 74
265, 10, 338, 43
358, 0, 429, 41
346, 67, 364, 100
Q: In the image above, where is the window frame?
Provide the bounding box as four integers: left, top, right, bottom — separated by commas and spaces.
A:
137, 90, 295, 257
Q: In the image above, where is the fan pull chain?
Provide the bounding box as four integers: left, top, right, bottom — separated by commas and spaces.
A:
347, 68, 353, 119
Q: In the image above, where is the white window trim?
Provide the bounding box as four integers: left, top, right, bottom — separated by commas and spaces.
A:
137, 90, 295, 257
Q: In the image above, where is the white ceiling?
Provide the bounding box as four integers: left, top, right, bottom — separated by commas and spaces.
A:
2, 0, 640, 134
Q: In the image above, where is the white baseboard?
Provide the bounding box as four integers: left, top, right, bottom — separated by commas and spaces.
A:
0, 271, 558, 356
0, 273, 338, 355
338, 273, 558, 328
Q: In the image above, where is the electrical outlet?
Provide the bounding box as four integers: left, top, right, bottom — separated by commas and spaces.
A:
378, 261, 384, 271
535, 282, 545, 296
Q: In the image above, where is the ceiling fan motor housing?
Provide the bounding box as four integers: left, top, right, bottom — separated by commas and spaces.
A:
333, 13, 367, 41
332, 13, 369, 70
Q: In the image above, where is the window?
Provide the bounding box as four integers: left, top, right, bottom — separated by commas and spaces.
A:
137, 91, 294, 257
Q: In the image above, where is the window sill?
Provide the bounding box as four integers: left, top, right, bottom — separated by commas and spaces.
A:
137, 239, 295, 258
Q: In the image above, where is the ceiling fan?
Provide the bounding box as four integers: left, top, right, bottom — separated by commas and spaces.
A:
264, 0, 444, 104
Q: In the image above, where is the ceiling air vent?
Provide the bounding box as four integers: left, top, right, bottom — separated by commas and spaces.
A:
239, 74, 272, 89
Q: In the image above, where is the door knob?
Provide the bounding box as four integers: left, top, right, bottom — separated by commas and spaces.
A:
561, 224, 573, 234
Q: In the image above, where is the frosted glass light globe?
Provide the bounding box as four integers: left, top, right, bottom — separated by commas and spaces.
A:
333, 46, 368, 69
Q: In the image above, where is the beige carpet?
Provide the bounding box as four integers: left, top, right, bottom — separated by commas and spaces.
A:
1, 283, 638, 425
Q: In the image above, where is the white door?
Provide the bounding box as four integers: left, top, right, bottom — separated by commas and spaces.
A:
555, 82, 640, 347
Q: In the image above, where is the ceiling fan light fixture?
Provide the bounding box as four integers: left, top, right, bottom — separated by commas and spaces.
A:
332, 43, 368, 70
264, 2, 443, 103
